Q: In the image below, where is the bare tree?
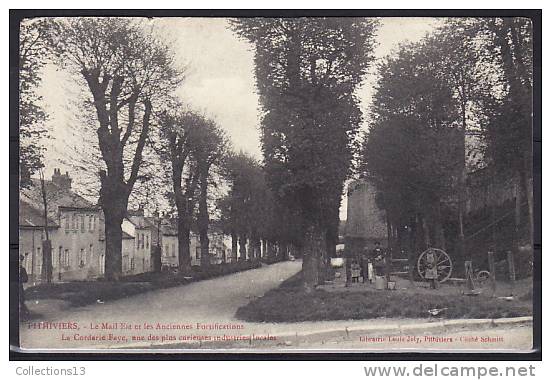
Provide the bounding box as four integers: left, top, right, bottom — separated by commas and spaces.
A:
52, 18, 183, 280
157, 108, 203, 272
194, 119, 229, 267
157, 107, 228, 270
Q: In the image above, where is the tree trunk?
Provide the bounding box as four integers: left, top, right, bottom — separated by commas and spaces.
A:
302, 225, 325, 292
458, 100, 468, 271
434, 202, 446, 250
198, 171, 210, 267
247, 239, 255, 260
267, 240, 276, 261
99, 166, 130, 281
408, 215, 418, 284
254, 238, 262, 260
177, 216, 192, 272
239, 234, 247, 260
152, 245, 162, 273
262, 239, 267, 258
40, 240, 52, 283
522, 152, 534, 245
231, 232, 238, 262
39, 171, 52, 283
513, 171, 522, 265
103, 210, 124, 281
385, 216, 393, 282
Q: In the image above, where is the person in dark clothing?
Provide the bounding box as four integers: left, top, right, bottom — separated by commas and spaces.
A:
360, 246, 370, 283
19, 255, 30, 317
372, 241, 386, 277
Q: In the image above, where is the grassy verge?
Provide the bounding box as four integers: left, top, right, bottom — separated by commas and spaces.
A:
26, 260, 262, 307
235, 271, 533, 322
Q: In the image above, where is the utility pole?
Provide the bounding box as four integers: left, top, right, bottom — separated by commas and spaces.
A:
39, 169, 53, 283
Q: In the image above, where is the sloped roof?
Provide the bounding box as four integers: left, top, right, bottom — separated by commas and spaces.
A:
19, 201, 59, 228
122, 231, 134, 240
126, 215, 150, 229
20, 179, 97, 220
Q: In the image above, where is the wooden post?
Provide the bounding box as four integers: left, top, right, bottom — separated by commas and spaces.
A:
385, 216, 392, 283
465, 260, 475, 291
488, 249, 496, 296
507, 250, 516, 282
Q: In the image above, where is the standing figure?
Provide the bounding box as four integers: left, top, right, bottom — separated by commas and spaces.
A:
425, 249, 439, 289
19, 255, 30, 317
372, 241, 385, 277
350, 260, 361, 283
360, 246, 370, 283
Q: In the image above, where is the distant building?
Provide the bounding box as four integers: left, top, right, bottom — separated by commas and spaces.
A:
121, 209, 153, 275
19, 169, 105, 282
152, 218, 229, 268
19, 170, 235, 283
158, 219, 179, 268
344, 179, 387, 256
19, 201, 59, 284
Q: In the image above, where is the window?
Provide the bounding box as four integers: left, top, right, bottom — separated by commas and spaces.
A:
63, 249, 70, 267
145, 235, 149, 249
196, 246, 201, 260
141, 233, 145, 249
55, 247, 63, 269
164, 245, 169, 257
172, 243, 176, 257
71, 215, 75, 230
88, 216, 92, 231
89, 244, 93, 262
36, 247, 42, 275
65, 216, 69, 232
99, 254, 105, 275
78, 248, 85, 267
92, 216, 96, 231
80, 215, 85, 232
130, 258, 135, 271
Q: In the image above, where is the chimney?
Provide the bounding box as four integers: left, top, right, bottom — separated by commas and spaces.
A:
51, 168, 72, 190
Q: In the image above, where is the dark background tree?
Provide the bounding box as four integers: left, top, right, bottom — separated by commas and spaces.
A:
360, 17, 533, 281
53, 18, 183, 280
480, 18, 534, 246
233, 18, 379, 290
194, 118, 229, 267
19, 19, 57, 189
360, 39, 463, 274
157, 109, 204, 272
219, 152, 283, 262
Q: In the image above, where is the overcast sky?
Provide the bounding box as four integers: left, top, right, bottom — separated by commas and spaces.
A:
37, 17, 439, 219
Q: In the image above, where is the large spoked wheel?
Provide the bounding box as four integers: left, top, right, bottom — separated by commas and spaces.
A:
417, 248, 453, 283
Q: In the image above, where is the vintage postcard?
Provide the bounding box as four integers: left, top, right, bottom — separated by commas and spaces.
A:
12, 13, 537, 353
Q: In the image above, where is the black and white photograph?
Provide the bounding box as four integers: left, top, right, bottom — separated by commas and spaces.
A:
10, 10, 540, 355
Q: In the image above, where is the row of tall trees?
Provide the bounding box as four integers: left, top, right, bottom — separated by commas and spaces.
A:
156, 107, 228, 271
233, 18, 379, 290
218, 152, 297, 263
360, 18, 533, 278
21, 17, 280, 281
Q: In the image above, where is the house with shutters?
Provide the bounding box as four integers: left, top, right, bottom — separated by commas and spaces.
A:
121, 209, 153, 275
19, 200, 59, 284
19, 169, 106, 282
